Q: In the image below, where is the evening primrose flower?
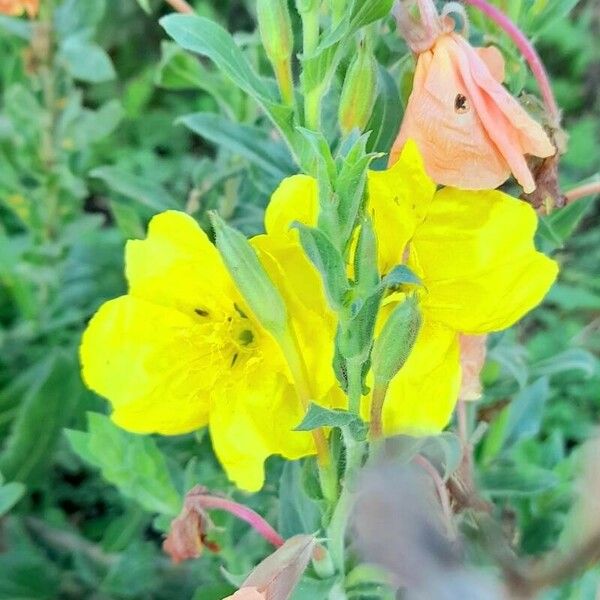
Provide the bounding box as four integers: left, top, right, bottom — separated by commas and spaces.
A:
267, 141, 558, 434
390, 0, 555, 193
80, 211, 340, 492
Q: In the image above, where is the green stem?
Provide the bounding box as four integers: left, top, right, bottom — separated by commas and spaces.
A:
347, 356, 363, 416
327, 427, 365, 575
278, 326, 338, 504
275, 57, 296, 108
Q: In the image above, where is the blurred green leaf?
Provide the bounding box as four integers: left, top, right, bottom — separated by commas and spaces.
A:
91, 165, 179, 212
66, 413, 182, 516
0, 481, 25, 516
480, 462, 560, 497
295, 403, 360, 431
0, 351, 82, 483
59, 37, 116, 83
180, 112, 295, 179
278, 461, 321, 538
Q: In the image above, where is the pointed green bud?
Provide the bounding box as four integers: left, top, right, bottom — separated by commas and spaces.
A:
210, 213, 288, 340
371, 295, 422, 387
257, 0, 295, 106
338, 39, 378, 135
257, 0, 294, 65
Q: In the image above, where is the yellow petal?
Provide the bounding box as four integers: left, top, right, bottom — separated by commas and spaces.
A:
126, 210, 236, 317
411, 188, 558, 333
367, 139, 437, 274
209, 374, 316, 492
80, 296, 211, 435
364, 317, 461, 434
265, 175, 319, 236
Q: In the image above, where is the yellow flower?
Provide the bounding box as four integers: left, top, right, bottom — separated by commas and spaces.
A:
80, 211, 339, 492
266, 140, 558, 435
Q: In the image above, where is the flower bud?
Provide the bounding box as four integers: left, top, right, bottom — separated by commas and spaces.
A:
256, 0, 294, 66
210, 213, 288, 340
338, 40, 378, 135
371, 295, 422, 387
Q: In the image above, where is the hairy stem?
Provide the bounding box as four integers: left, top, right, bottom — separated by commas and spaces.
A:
369, 383, 387, 440
565, 181, 600, 204
197, 495, 285, 547
462, 0, 560, 124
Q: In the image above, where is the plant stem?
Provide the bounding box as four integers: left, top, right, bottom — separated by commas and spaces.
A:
565, 181, 600, 204
462, 0, 560, 125
346, 356, 364, 416
278, 327, 338, 503
369, 383, 387, 440
327, 428, 364, 575
165, 0, 194, 14
197, 495, 285, 547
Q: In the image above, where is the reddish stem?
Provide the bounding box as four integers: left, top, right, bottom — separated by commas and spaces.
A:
165, 0, 194, 14
461, 0, 560, 125
198, 495, 285, 548
565, 181, 600, 204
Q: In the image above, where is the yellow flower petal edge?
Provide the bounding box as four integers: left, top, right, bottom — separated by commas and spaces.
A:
411, 187, 559, 334
367, 139, 437, 273
265, 175, 318, 236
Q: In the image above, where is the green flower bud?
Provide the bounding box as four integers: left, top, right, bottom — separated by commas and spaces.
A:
210, 213, 288, 340
338, 40, 378, 135
371, 295, 422, 387
257, 0, 294, 65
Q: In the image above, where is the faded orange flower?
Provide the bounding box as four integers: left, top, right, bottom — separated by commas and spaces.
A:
391, 0, 555, 193
0, 0, 38, 17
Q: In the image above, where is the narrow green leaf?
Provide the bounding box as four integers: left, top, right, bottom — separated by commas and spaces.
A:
91, 166, 179, 212
295, 224, 350, 310
295, 403, 358, 431
0, 482, 26, 516
380, 265, 422, 289
179, 112, 295, 179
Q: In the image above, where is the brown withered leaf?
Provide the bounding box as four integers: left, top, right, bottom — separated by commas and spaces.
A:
163, 487, 219, 563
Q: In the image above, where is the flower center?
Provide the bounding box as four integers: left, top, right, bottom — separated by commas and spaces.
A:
193, 302, 259, 372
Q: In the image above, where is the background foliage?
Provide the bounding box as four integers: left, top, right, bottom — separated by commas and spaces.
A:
0, 0, 598, 598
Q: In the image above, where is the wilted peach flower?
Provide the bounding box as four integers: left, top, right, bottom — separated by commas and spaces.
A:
0, 0, 38, 17
391, 0, 555, 193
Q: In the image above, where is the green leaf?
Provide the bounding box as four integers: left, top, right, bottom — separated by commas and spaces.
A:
59, 37, 116, 83
54, 0, 106, 37
66, 413, 182, 516
278, 462, 321, 538
545, 195, 596, 243
480, 462, 559, 497
0, 351, 82, 483
295, 224, 350, 310
160, 15, 295, 140
366, 67, 403, 155
295, 403, 358, 431
0, 15, 33, 40
108, 199, 145, 240
0, 481, 25, 516
380, 265, 422, 289
179, 112, 295, 180
91, 166, 179, 212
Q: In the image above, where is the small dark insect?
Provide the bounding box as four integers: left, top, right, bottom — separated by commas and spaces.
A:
454, 93, 469, 114
234, 303, 248, 319
195, 308, 209, 317
231, 353, 239, 367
